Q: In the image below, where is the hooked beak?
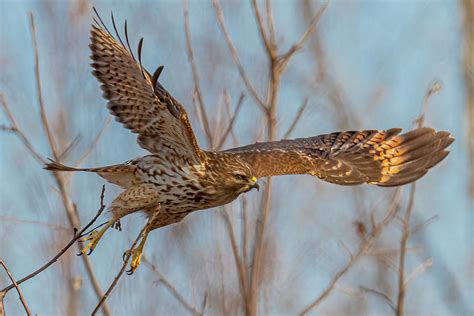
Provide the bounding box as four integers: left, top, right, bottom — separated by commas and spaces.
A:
251, 182, 260, 192
250, 176, 259, 192
242, 176, 259, 193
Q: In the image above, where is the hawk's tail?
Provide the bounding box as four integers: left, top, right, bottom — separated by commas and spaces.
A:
44, 159, 99, 172
369, 127, 454, 186
44, 159, 138, 188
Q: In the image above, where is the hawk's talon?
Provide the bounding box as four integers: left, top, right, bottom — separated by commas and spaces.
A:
123, 247, 143, 274
80, 230, 103, 255
122, 249, 131, 262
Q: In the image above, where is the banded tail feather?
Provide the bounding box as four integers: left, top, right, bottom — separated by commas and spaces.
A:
44, 159, 138, 188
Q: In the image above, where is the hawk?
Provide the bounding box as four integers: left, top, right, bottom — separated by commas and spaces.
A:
45, 13, 454, 273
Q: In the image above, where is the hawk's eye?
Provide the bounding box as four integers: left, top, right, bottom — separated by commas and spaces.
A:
234, 173, 247, 181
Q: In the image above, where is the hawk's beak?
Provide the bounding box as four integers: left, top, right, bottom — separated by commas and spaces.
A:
250, 176, 259, 192
252, 182, 260, 191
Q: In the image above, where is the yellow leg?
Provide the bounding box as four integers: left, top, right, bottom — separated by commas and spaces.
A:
126, 228, 151, 275
81, 219, 116, 255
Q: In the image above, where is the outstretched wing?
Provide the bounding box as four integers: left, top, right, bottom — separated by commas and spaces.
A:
89, 14, 204, 164
224, 128, 454, 186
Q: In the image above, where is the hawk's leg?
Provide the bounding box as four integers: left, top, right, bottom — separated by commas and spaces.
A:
124, 225, 152, 275
81, 218, 117, 255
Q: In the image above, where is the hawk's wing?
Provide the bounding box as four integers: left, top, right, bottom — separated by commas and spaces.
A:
224, 128, 453, 186
89, 17, 204, 164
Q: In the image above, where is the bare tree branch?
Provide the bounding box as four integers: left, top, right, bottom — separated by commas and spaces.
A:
244, 2, 328, 314
0, 186, 106, 295
0, 260, 31, 316
251, 0, 276, 59
462, 0, 474, 197
410, 215, 438, 235
30, 13, 60, 159
264, 0, 276, 48
215, 93, 245, 150
183, 0, 214, 149
212, 0, 266, 111
396, 183, 415, 316
397, 81, 441, 316
403, 258, 433, 287
75, 115, 112, 167
28, 13, 110, 315
279, 2, 329, 70
0, 215, 69, 232
360, 286, 396, 312
282, 97, 309, 139
300, 188, 402, 315
0, 94, 45, 164
221, 208, 249, 311
142, 255, 202, 316
302, 0, 355, 130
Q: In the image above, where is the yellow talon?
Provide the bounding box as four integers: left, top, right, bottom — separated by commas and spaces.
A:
130, 251, 142, 272
80, 219, 116, 255
126, 245, 144, 275
126, 227, 150, 275
81, 230, 103, 255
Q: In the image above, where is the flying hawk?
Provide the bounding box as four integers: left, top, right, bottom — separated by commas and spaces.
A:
45, 12, 454, 273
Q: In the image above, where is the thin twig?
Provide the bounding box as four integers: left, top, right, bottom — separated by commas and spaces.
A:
462, 0, 474, 197
75, 115, 112, 167
404, 258, 433, 287
57, 134, 82, 161
302, 0, 354, 130
264, 0, 276, 48
0, 94, 45, 164
0, 215, 69, 232
282, 97, 309, 139
240, 195, 249, 288
200, 292, 208, 315
251, 0, 275, 59
142, 255, 201, 316
221, 208, 249, 309
212, 0, 266, 111
0, 261, 31, 316
360, 286, 396, 312
183, 0, 213, 149
215, 93, 245, 150
0, 291, 4, 316
300, 188, 402, 315
396, 183, 415, 316
397, 81, 442, 316
410, 215, 439, 235
30, 13, 59, 158
415, 80, 442, 128
279, 2, 329, 69
0, 186, 106, 294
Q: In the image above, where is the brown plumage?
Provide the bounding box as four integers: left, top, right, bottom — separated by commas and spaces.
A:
225, 127, 453, 186
44, 11, 454, 273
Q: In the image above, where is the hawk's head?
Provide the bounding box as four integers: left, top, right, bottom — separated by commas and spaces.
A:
204, 154, 259, 204
220, 158, 259, 193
